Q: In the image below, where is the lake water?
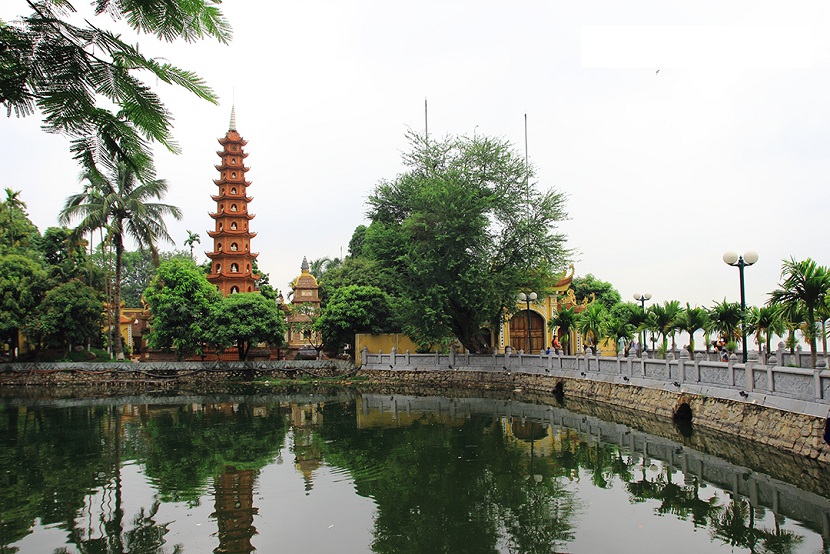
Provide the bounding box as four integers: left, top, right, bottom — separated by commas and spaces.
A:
0, 388, 828, 553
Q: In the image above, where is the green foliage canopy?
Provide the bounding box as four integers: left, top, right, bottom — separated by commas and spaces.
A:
23, 279, 102, 352
210, 293, 286, 360
315, 285, 393, 354
1, 0, 232, 178
0, 253, 48, 358
365, 132, 570, 353
143, 257, 221, 359
571, 274, 621, 311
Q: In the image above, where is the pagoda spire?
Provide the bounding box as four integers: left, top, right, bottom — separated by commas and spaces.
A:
229, 104, 237, 131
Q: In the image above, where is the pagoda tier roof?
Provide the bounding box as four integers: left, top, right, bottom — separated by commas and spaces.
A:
213, 178, 252, 186
214, 163, 250, 172
216, 149, 248, 158
211, 194, 253, 202
205, 250, 260, 259
209, 212, 255, 220
207, 270, 260, 280
217, 135, 247, 146
207, 229, 257, 238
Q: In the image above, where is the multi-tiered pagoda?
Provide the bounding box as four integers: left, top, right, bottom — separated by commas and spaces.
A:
206, 108, 259, 296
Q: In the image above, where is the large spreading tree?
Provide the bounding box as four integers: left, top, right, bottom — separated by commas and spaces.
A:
1, 0, 231, 178
364, 131, 569, 353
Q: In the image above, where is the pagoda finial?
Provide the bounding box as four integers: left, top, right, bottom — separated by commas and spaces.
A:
229, 104, 237, 131
301, 256, 310, 273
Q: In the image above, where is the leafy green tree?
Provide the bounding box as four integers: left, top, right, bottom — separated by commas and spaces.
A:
576, 302, 607, 353
143, 258, 221, 359
319, 256, 391, 304
315, 285, 393, 355
768, 257, 830, 368
24, 279, 102, 354
365, 131, 569, 352
674, 303, 709, 355
0, 254, 48, 359
209, 293, 286, 360
549, 307, 576, 355
2, 0, 231, 179
347, 224, 367, 257
60, 162, 182, 359
118, 248, 190, 307
36, 226, 91, 283
0, 188, 39, 251
571, 274, 621, 311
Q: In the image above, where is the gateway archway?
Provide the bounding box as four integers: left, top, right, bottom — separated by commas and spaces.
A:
509, 310, 545, 353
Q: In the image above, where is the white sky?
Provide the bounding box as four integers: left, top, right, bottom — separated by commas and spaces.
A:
2, 0, 829, 309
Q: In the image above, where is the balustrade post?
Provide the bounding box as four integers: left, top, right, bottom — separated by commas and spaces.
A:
742, 353, 754, 391
391, 347, 397, 368
814, 361, 826, 400
694, 352, 704, 383
361, 346, 368, 367
776, 341, 785, 367
678, 349, 690, 384
728, 352, 736, 387
405, 349, 411, 367
449, 347, 455, 369
666, 351, 675, 383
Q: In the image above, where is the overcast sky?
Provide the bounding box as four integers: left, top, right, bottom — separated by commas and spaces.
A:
3, 0, 829, 310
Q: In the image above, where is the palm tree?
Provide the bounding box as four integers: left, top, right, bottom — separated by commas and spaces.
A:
641, 310, 660, 354
817, 296, 830, 356
184, 230, 201, 261
708, 299, 743, 346
605, 317, 634, 355
3, 188, 24, 247
647, 301, 681, 354
60, 162, 181, 360
674, 303, 709, 355
768, 258, 830, 368
576, 302, 607, 354
308, 256, 343, 281
746, 305, 785, 359
549, 307, 576, 354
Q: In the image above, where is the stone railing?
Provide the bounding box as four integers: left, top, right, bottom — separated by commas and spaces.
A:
360, 346, 830, 417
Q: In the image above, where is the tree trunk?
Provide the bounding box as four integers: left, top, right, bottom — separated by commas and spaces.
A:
113, 241, 125, 361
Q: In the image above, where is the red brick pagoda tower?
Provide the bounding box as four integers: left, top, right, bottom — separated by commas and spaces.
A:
206, 107, 259, 296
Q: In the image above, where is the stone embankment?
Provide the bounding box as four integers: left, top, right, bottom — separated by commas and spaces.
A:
353, 368, 830, 464
1, 359, 827, 464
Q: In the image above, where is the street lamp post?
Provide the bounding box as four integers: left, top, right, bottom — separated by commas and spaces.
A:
518, 292, 538, 353
723, 251, 759, 363
633, 292, 652, 355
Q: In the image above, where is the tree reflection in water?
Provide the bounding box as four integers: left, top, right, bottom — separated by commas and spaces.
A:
0, 394, 826, 553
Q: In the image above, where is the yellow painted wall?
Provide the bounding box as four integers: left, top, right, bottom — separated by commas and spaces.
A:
355, 333, 427, 356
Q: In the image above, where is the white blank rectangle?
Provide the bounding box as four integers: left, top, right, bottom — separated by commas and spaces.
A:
581, 25, 812, 69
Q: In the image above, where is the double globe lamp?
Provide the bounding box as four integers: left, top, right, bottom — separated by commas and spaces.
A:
722, 251, 759, 363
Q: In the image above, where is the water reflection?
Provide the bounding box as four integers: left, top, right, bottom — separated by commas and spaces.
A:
0, 391, 827, 553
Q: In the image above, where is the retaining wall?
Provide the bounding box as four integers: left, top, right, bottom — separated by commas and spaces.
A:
357, 347, 830, 464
